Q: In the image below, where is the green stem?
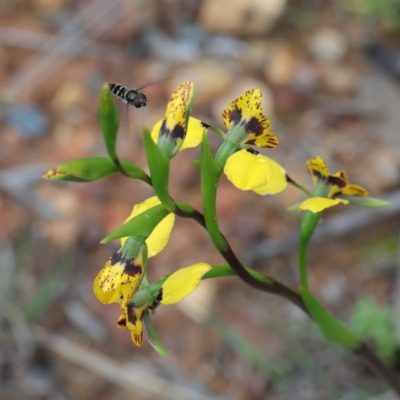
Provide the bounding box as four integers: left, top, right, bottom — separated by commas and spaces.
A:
286, 174, 311, 196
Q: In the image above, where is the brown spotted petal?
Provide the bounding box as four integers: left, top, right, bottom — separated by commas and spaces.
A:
122, 303, 148, 347
222, 88, 278, 148
93, 250, 144, 307
306, 157, 368, 198
306, 156, 330, 184
158, 81, 194, 152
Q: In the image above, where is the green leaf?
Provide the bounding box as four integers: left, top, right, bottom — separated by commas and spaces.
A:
43, 157, 150, 182
99, 83, 119, 160
200, 133, 228, 252
340, 196, 391, 208
300, 287, 360, 349
143, 311, 168, 356
349, 297, 397, 362
143, 128, 176, 212
101, 204, 170, 243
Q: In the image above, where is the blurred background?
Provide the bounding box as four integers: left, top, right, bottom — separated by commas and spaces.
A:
1, 0, 400, 399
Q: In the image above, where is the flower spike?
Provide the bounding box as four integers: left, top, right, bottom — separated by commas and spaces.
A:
152, 81, 194, 159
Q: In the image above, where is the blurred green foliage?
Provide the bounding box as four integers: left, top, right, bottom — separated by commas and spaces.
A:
349, 297, 398, 363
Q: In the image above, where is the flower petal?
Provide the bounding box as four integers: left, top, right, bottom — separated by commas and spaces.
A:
252, 157, 287, 195
224, 150, 274, 191
180, 118, 205, 150
222, 89, 278, 148
152, 117, 204, 151
93, 251, 144, 307
298, 197, 349, 213
121, 196, 175, 257
124, 304, 148, 347
306, 156, 330, 184
154, 81, 194, 156
160, 263, 211, 305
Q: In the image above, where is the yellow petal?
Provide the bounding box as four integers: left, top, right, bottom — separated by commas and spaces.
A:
298, 197, 349, 213
222, 89, 278, 148
151, 119, 163, 143
180, 117, 205, 150
121, 196, 175, 258
42, 167, 67, 180
125, 304, 148, 347
252, 157, 287, 195
160, 263, 211, 305
152, 117, 204, 151
224, 150, 274, 191
244, 130, 279, 148
93, 252, 144, 307
306, 156, 330, 185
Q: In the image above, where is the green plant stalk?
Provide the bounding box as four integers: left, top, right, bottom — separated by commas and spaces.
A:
298, 181, 328, 291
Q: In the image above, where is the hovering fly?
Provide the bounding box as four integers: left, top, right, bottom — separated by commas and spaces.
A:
109, 79, 167, 108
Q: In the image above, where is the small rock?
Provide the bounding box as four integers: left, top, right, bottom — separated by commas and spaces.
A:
308, 27, 348, 62
51, 81, 89, 114
6, 105, 48, 139
198, 0, 287, 36
139, 25, 204, 62
291, 62, 319, 93
321, 65, 359, 95
264, 45, 297, 86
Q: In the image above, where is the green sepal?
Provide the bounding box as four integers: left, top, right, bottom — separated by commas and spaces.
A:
200, 132, 228, 252
121, 236, 146, 260
339, 196, 391, 208
43, 157, 150, 183
300, 287, 360, 349
143, 128, 176, 212
143, 311, 168, 356
287, 201, 302, 211
98, 84, 119, 160
101, 204, 170, 243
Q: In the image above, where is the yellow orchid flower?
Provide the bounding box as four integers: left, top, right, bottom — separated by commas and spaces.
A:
149, 81, 203, 158
93, 248, 145, 308
93, 197, 175, 306
298, 156, 368, 213
221, 89, 287, 195
118, 263, 211, 347
222, 89, 279, 148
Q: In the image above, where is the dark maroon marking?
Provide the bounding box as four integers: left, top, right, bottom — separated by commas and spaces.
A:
227, 106, 242, 125
327, 175, 346, 188
311, 169, 326, 181
170, 123, 185, 140
124, 259, 142, 277
201, 121, 211, 129
159, 120, 185, 140
117, 317, 127, 327
156, 288, 164, 303
246, 148, 259, 155
244, 117, 264, 137
110, 252, 123, 265
126, 303, 138, 325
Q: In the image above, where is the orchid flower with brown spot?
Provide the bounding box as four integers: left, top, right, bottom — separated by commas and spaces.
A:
298, 156, 368, 213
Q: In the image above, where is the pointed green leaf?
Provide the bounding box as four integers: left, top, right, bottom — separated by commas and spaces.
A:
101, 204, 170, 243
300, 287, 360, 349
43, 157, 150, 182
143, 128, 175, 212
99, 84, 119, 160
143, 311, 168, 356
200, 133, 227, 251
340, 196, 391, 208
